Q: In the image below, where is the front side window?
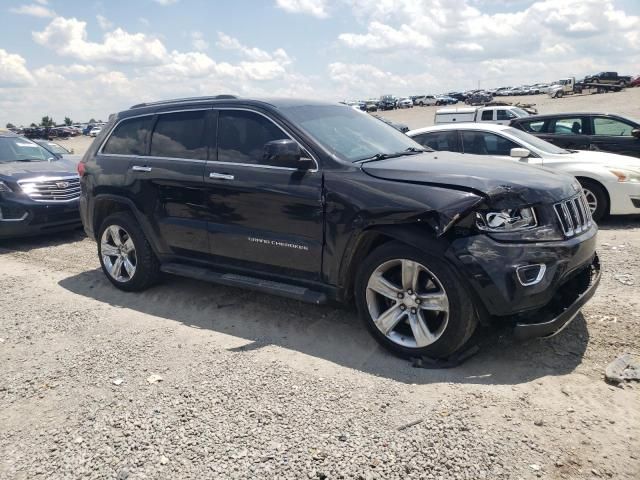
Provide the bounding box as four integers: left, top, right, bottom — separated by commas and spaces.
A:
461, 131, 518, 156
550, 117, 583, 135
414, 131, 458, 152
150, 110, 207, 160
103, 116, 153, 155
593, 117, 634, 137
497, 110, 516, 121
217, 110, 292, 167
481, 110, 493, 121
520, 120, 545, 132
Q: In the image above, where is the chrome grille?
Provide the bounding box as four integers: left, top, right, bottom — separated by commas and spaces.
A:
553, 193, 592, 236
18, 176, 81, 202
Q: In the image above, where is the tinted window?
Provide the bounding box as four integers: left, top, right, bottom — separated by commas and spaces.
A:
481, 110, 493, 121
461, 131, 518, 156
103, 116, 153, 155
497, 110, 516, 121
550, 117, 583, 135
150, 110, 207, 160
593, 117, 634, 136
520, 120, 545, 132
218, 110, 292, 166
414, 131, 458, 152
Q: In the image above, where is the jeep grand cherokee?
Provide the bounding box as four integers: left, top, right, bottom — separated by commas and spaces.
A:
78, 96, 600, 358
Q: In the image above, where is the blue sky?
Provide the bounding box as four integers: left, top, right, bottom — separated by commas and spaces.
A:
1, 0, 639, 125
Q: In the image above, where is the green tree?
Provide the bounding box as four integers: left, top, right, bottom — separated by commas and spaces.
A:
30, 123, 37, 128
88, 118, 97, 124
5, 122, 15, 129
40, 116, 55, 127
64, 117, 72, 126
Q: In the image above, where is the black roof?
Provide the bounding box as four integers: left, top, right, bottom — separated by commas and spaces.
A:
511, 112, 629, 122
127, 95, 339, 111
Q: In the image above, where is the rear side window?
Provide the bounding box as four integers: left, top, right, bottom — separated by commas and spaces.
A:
481, 110, 493, 121
550, 118, 583, 135
150, 110, 208, 160
461, 131, 518, 156
592, 117, 634, 136
102, 116, 153, 155
413, 131, 458, 152
218, 110, 290, 166
519, 120, 545, 132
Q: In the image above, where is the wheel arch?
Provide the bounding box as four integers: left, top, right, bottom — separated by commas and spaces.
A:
575, 176, 611, 215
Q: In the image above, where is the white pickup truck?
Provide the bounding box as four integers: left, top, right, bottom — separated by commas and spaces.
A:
434, 106, 530, 125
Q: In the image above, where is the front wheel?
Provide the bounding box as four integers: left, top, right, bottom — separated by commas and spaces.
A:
579, 179, 608, 222
98, 212, 160, 291
355, 242, 477, 359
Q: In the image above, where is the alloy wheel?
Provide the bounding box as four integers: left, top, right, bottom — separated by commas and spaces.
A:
366, 259, 449, 349
100, 225, 137, 282
583, 188, 598, 215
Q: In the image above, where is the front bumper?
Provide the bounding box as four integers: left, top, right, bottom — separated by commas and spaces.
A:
0, 198, 81, 239
607, 181, 640, 215
513, 254, 600, 340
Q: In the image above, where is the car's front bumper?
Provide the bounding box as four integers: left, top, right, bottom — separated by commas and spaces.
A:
607, 181, 640, 215
0, 197, 81, 239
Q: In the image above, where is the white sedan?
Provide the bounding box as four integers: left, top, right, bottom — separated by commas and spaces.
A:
89, 127, 102, 137
407, 122, 640, 221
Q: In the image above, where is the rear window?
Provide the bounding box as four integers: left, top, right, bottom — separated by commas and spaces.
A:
550, 118, 583, 135
102, 116, 153, 155
150, 110, 208, 160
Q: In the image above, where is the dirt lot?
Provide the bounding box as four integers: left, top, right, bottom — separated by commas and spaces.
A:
1, 89, 639, 480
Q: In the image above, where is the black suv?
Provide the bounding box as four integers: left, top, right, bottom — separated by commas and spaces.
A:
510, 113, 640, 158
0, 130, 81, 239
79, 96, 600, 359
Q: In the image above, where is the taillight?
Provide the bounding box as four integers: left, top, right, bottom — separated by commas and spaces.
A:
77, 161, 85, 177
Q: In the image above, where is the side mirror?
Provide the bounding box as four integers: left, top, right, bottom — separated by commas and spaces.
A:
510, 147, 531, 159
263, 139, 312, 170
632, 129, 640, 139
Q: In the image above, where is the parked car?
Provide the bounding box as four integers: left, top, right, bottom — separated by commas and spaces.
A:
414, 95, 437, 106
407, 122, 640, 221
78, 96, 600, 359
83, 124, 96, 135
510, 113, 640, 158
0, 130, 81, 238
89, 127, 102, 137
435, 95, 457, 106
465, 91, 493, 105
434, 106, 530, 125
378, 95, 397, 111
630, 75, 640, 88
583, 71, 632, 86
32, 139, 76, 157
397, 98, 413, 109
364, 101, 378, 112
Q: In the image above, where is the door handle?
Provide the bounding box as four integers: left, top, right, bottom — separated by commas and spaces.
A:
209, 172, 234, 180
132, 166, 152, 172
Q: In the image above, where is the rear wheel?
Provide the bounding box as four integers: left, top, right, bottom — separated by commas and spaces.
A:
98, 212, 160, 291
578, 179, 608, 222
355, 242, 477, 359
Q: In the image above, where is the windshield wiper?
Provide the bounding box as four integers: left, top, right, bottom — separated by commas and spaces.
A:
355, 147, 428, 164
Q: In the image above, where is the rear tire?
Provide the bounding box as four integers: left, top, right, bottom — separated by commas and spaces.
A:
578, 179, 608, 222
98, 212, 160, 291
355, 241, 477, 359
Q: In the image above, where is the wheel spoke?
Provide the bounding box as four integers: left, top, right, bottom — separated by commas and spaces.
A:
401, 260, 420, 291
101, 243, 119, 257
109, 226, 123, 247
124, 238, 135, 254
409, 311, 436, 347
368, 273, 402, 300
123, 258, 136, 277
418, 291, 448, 312
374, 304, 405, 335
110, 256, 123, 278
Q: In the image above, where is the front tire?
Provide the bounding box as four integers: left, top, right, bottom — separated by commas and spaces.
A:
579, 179, 608, 222
98, 212, 160, 291
355, 242, 477, 359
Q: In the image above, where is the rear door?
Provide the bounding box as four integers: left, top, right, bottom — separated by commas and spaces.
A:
128, 109, 210, 257
539, 116, 590, 149
588, 116, 640, 158
460, 130, 521, 160
204, 108, 324, 280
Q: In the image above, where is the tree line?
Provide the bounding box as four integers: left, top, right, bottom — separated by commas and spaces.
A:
6, 116, 101, 129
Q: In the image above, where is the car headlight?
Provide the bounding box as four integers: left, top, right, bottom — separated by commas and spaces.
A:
608, 168, 640, 183
476, 207, 537, 232
0, 180, 13, 193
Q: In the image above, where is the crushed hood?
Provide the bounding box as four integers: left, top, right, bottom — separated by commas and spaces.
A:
361, 151, 579, 208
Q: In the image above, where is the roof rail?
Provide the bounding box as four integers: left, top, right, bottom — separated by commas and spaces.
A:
129, 95, 239, 109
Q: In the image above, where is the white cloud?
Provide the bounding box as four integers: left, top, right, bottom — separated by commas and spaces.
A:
339, 21, 432, 51
275, 0, 328, 18
96, 15, 113, 31
216, 32, 292, 64
153, 0, 179, 5
0, 49, 34, 87
33, 17, 168, 65
9, 4, 56, 18
191, 31, 209, 51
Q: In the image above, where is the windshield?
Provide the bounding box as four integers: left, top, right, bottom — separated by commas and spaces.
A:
511, 107, 530, 118
505, 127, 570, 154
281, 105, 427, 162
0, 137, 54, 163
35, 141, 69, 155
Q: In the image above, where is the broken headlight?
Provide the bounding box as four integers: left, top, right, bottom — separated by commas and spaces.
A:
475, 207, 537, 232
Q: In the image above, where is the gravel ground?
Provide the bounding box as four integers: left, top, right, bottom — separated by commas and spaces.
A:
1, 90, 640, 480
